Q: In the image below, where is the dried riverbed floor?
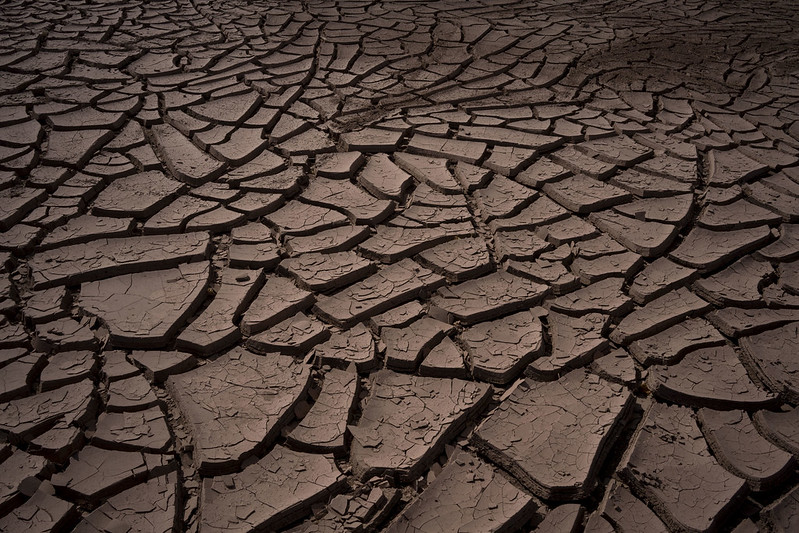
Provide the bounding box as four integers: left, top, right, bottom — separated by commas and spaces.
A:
1, 0, 799, 531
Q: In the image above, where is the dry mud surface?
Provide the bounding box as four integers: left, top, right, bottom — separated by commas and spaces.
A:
1, 0, 799, 531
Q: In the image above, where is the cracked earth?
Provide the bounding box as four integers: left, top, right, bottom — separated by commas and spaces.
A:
0, 0, 799, 531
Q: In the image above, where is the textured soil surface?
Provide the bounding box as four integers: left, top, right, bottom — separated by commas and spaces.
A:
1, 0, 799, 531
